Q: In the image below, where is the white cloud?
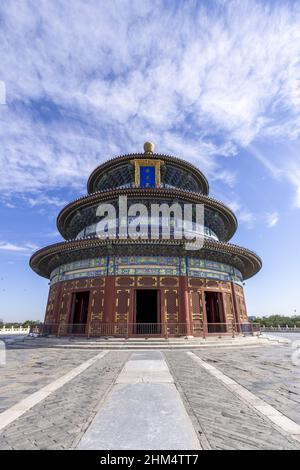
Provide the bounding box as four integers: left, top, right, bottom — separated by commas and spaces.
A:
0, 242, 39, 253
43, 230, 60, 238
266, 211, 279, 228
0, 80, 6, 105
225, 198, 280, 229
224, 197, 281, 229
225, 200, 241, 214
237, 210, 256, 229
1, 0, 300, 198
285, 163, 300, 209
222, 198, 256, 229
250, 143, 300, 209
26, 195, 67, 208
294, 187, 300, 209
3, 202, 16, 209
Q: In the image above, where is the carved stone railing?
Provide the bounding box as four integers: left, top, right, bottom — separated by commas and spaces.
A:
0, 326, 30, 335
261, 325, 300, 332
30, 322, 261, 339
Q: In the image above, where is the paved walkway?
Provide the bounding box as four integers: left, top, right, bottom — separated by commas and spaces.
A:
0, 341, 299, 450
165, 351, 299, 449
0, 347, 99, 413
194, 346, 300, 425
0, 351, 129, 449
78, 351, 200, 450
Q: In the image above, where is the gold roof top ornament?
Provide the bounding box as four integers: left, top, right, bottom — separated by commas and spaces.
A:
143, 142, 155, 154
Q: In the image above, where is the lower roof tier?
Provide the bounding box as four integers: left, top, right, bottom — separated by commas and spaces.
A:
30, 237, 261, 280
49, 255, 243, 286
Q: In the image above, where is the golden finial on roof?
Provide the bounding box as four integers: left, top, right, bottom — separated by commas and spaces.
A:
143, 141, 155, 154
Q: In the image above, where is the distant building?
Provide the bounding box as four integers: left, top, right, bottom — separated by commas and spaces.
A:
30, 143, 261, 337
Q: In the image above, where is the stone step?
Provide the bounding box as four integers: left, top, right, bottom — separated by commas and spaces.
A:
60, 341, 238, 346
60, 335, 262, 343
6, 335, 273, 350
53, 338, 269, 350
53, 344, 270, 351
72, 337, 252, 342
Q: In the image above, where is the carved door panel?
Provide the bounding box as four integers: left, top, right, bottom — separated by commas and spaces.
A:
90, 289, 105, 322
115, 289, 130, 335
189, 290, 204, 335
163, 289, 179, 335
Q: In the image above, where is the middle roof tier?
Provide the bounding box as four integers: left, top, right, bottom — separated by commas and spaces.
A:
57, 187, 237, 242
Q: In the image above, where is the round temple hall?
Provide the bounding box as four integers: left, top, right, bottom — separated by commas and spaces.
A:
30, 143, 262, 337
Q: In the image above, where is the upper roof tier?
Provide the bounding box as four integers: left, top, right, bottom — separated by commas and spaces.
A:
87, 143, 209, 195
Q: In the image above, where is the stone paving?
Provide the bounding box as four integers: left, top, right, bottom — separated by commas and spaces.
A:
78, 351, 201, 450
0, 340, 299, 450
193, 343, 300, 426
0, 345, 99, 413
0, 351, 129, 450
264, 332, 300, 341
165, 350, 299, 450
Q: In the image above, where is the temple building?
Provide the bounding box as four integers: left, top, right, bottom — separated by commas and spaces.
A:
30, 143, 261, 337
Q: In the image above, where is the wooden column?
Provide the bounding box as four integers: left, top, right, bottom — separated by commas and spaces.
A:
230, 282, 240, 324
179, 276, 192, 336
201, 290, 208, 337
103, 276, 115, 323
218, 292, 226, 323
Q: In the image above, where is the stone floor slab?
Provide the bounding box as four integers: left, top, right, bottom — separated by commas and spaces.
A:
165, 351, 300, 450
0, 351, 129, 450
78, 351, 201, 450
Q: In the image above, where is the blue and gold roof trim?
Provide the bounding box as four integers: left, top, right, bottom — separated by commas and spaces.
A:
131, 142, 164, 188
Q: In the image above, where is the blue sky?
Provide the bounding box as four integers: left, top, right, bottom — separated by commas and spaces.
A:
1, 0, 300, 321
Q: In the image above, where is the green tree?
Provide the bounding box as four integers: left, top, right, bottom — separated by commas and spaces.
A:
254, 315, 300, 327
22, 320, 41, 328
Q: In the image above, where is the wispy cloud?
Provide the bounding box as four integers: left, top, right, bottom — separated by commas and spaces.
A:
265, 211, 279, 228
26, 195, 67, 208
224, 199, 256, 229
250, 143, 300, 209
0, 242, 39, 253
0, 80, 5, 105
3, 202, 16, 209
226, 199, 279, 229
237, 210, 256, 229
1, 0, 300, 200
42, 230, 60, 238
